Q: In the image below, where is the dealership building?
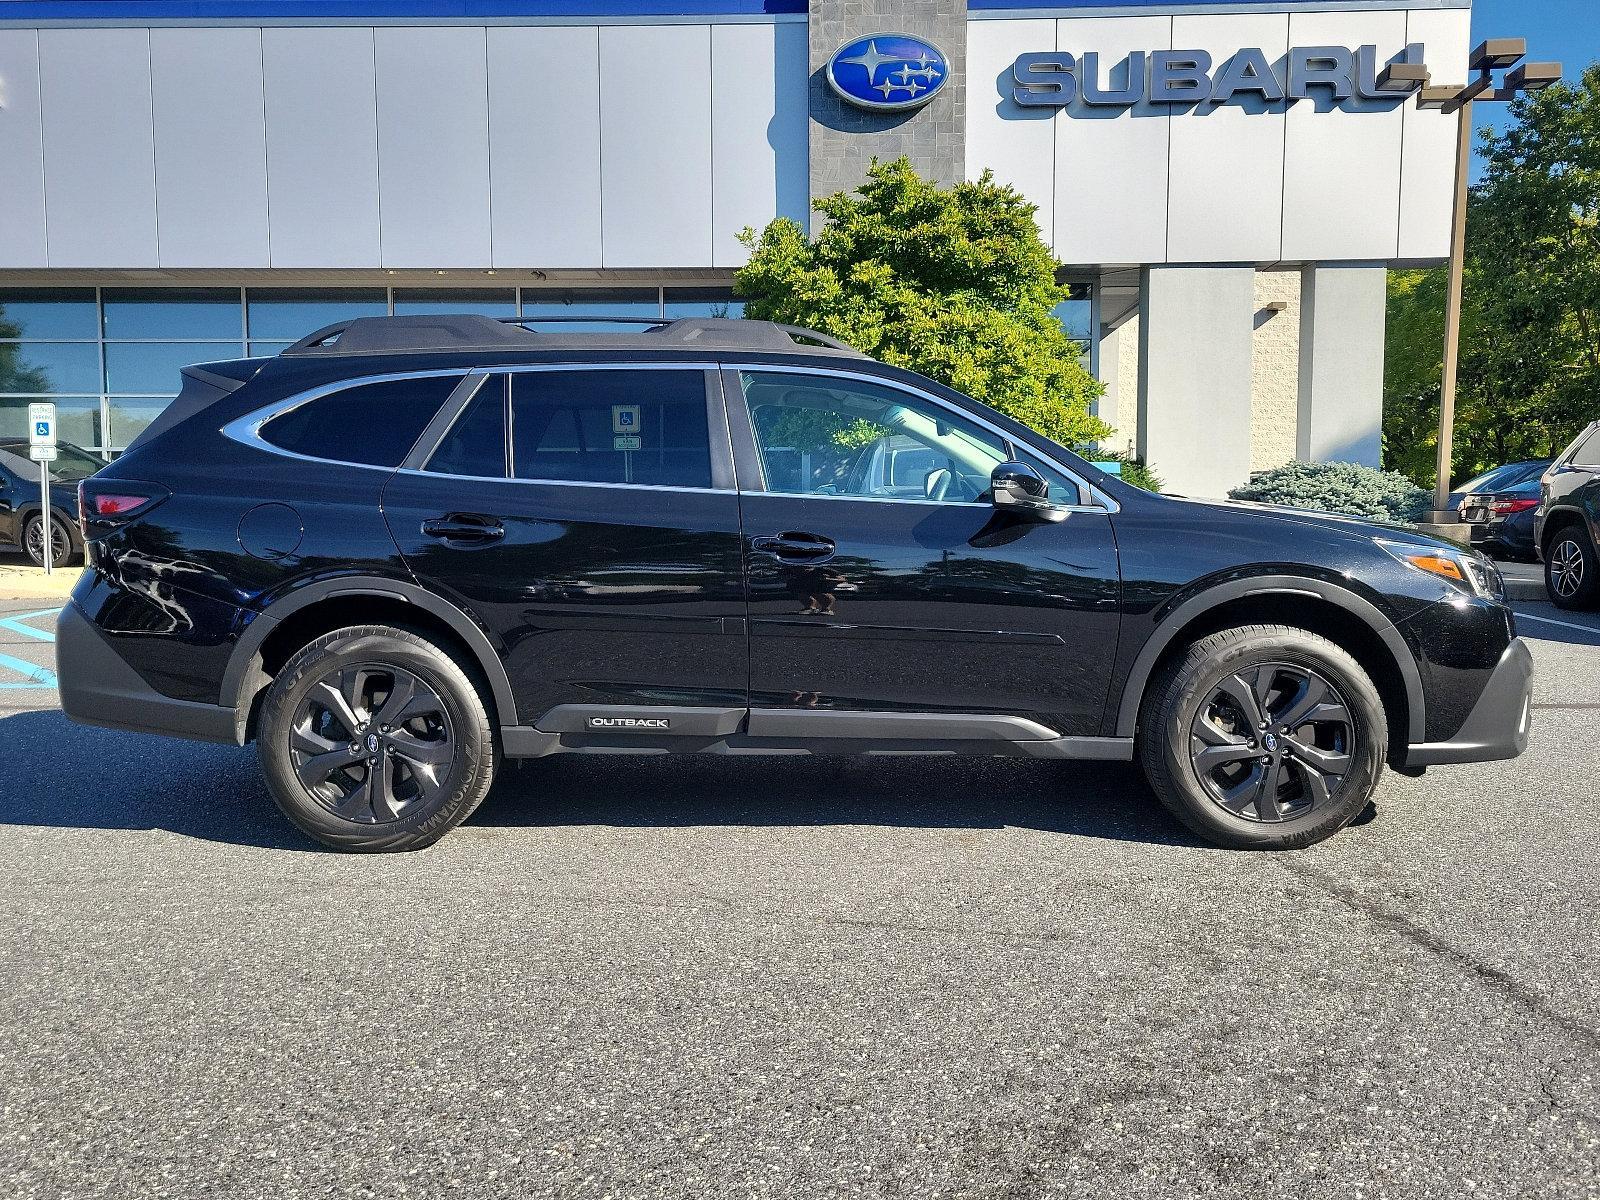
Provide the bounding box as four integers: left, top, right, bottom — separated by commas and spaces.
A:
0, 0, 1469, 496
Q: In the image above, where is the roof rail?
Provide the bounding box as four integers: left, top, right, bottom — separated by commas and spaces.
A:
280, 313, 864, 358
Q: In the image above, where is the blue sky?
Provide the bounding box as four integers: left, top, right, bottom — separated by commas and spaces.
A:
1471, 0, 1600, 167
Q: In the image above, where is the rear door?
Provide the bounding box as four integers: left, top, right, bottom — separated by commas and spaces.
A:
382, 363, 749, 734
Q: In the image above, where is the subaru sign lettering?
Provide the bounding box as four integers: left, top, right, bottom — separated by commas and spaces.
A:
827, 34, 950, 112
1012, 43, 1430, 110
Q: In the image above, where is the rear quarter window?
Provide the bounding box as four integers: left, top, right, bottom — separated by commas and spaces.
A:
261, 373, 464, 467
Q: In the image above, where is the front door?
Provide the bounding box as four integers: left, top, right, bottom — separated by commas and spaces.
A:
382, 365, 748, 732
727, 367, 1121, 737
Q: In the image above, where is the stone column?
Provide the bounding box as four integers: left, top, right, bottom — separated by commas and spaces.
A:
808, 0, 968, 213
1137, 266, 1257, 499
1296, 263, 1388, 468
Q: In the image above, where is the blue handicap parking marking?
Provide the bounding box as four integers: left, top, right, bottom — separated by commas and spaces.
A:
0, 606, 60, 688
0, 607, 61, 642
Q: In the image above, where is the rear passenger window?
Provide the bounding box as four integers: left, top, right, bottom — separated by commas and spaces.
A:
511, 370, 712, 488
425, 376, 507, 477
262, 373, 463, 467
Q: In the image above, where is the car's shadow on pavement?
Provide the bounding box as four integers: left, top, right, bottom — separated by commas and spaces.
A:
0, 708, 1195, 852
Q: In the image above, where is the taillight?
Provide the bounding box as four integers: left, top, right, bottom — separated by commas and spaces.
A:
78, 479, 170, 535
1489, 497, 1539, 516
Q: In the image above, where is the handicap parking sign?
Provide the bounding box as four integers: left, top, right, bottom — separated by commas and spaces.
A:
612, 405, 640, 434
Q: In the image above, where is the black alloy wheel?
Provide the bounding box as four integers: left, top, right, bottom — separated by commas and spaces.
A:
1188, 662, 1353, 824
24, 513, 73, 568
1545, 528, 1598, 609
259, 624, 497, 852
291, 663, 455, 824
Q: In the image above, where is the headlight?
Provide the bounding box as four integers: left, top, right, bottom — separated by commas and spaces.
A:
1377, 539, 1504, 601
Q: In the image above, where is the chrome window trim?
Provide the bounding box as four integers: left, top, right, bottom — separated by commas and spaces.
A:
221, 367, 479, 473
725, 362, 1119, 514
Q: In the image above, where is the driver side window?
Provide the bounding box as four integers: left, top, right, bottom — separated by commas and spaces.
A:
740, 371, 1071, 505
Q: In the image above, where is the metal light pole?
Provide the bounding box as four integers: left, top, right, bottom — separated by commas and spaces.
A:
1402, 41, 1562, 522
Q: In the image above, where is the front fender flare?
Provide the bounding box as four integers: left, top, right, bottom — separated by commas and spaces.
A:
1112, 574, 1426, 745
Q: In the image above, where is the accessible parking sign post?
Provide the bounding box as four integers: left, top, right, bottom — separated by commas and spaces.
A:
28, 402, 58, 576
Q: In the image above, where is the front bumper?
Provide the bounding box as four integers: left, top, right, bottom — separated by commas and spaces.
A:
1404, 636, 1533, 767
56, 600, 243, 745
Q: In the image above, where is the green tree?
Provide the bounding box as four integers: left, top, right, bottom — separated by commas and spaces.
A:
734, 158, 1109, 450
1384, 64, 1600, 487
0, 306, 50, 395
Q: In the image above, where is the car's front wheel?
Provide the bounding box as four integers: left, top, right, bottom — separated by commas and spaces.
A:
1139, 625, 1387, 850
258, 625, 497, 852
1545, 524, 1599, 610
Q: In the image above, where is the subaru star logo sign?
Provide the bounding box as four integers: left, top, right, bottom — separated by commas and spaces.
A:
826, 34, 950, 112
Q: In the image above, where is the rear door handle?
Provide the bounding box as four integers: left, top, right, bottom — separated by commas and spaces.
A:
421, 513, 505, 545
751, 531, 836, 563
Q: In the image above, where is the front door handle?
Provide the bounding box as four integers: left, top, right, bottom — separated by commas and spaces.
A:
751, 531, 836, 563
421, 513, 505, 545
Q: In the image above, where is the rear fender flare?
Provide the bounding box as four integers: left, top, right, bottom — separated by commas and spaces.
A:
220, 576, 518, 726
1113, 574, 1426, 744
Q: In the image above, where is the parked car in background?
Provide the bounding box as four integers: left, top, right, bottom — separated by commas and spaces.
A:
1537, 420, 1600, 610
1462, 478, 1542, 560
0, 438, 103, 567
1449, 460, 1552, 514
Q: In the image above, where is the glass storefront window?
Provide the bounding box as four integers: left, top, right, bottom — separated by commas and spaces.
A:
393, 288, 516, 317
0, 343, 101, 395
520, 287, 660, 331
249, 342, 295, 359
663, 288, 743, 320
102, 288, 242, 340
247, 288, 388, 342
0, 397, 102, 450
106, 342, 242, 395
108, 397, 172, 450
0, 288, 98, 340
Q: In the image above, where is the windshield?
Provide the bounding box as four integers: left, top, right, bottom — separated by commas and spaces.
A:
0, 441, 104, 483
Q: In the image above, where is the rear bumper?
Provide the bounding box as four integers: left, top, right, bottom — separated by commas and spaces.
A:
1403, 637, 1533, 767
56, 601, 242, 745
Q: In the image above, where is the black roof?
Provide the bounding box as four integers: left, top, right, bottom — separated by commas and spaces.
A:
282, 315, 867, 360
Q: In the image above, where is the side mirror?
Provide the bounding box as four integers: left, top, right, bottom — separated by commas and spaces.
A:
990, 461, 1068, 523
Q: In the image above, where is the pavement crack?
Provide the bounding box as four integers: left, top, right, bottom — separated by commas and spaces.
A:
1278, 855, 1600, 1058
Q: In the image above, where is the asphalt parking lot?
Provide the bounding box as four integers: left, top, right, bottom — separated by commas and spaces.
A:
2, 595, 1597, 1199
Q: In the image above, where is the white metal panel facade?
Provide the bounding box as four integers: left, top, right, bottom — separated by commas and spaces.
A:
151, 27, 271, 268
598, 24, 714, 268
488, 25, 605, 269
376, 26, 493, 268
1279, 9, 1408, 262
710, 21, 810, 267
38, 28, 158, 268
966, 17, 1057, 247
262, 26, 382, 268
966, 4, 1472, 268
1166, 11, 1290, 263
1052, 15, 1174, 266
0, 30, 46, 268
1399, 7, 1472, 262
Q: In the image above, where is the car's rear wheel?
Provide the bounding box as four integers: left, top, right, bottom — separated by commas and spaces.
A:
1545, 525, 1599, 610
258, 624, 496, 852
23, 511, 76, 568
1138, 625, 1386, 850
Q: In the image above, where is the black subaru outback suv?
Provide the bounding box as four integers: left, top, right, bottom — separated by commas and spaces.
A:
58, 316, 1532, 852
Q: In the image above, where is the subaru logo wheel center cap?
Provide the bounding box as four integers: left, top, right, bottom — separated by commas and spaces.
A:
827, 34, 950, 112
1263, 732, 1280, 753
366, 732, 380, 754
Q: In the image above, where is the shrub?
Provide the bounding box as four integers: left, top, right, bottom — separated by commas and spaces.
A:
735, 158, 1109, 450
1088, 451, 1162, 493
1228, 461, 1430, 525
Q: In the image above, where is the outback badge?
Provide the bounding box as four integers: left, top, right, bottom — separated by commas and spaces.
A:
586, 716, 671, 731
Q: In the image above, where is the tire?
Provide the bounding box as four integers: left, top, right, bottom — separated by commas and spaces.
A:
1545, 524, 1599, 610
23, 510, 76, 568
258, 624, 497, 852
1138, 625, 1387, 850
